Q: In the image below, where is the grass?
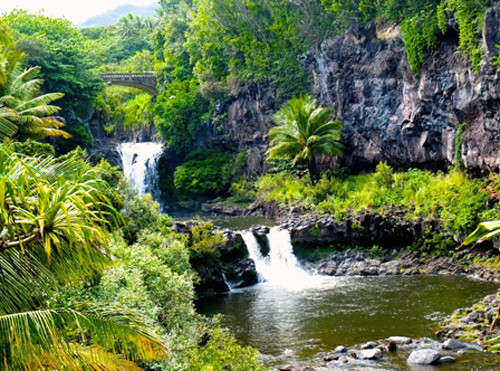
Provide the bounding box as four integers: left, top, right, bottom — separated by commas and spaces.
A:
256, 162, 495, 242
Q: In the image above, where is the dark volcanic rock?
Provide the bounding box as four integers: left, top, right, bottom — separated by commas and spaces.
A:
287, 211, 444, 251
173, 223, 258, 297
201, 201, 244, 216
193, 8, 500, 178
303, 17, 500, 175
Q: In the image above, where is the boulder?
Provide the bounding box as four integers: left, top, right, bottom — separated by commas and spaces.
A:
407, 349, 440, 365
323, 354, 340, 361
442, 339, 466, 350
358, 348, 383, 360
386, 336, 412, 345
360, 341, 377, 349
335, 345, 347, 353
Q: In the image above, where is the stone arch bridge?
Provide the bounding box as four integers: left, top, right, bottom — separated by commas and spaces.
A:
99, 73, 158, 96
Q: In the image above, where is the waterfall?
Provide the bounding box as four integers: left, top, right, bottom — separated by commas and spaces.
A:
241, 227, 314, 288
117, 142, 163, 200
222, 273, 233, 292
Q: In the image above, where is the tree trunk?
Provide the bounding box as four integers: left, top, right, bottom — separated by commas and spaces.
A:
308, 155, 319, 185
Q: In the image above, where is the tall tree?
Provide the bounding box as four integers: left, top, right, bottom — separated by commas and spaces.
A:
266, 94, 344, 184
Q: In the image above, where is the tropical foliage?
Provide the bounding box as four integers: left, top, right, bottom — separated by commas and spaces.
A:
173, 148, 233, 198
0, 58, 68, 140
266, 94, 344, 184
461, 221, 500, 247
0, 146, 168, 369
0, 23, 70, 142
257, 164, 489, 251
3, 10, 103, 150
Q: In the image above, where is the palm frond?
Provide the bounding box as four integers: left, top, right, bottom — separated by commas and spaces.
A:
0, 149, 115, 313
0, 303, 168, 370
16, 93, 64, 112
460, 221, 500, 248
0, 106, 17, 139
0, 55, 65, 140
267, 94, 344, 182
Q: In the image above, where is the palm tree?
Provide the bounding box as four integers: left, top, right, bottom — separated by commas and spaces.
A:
118, 13, 144, 37
0, 146, 168, 369
266, 94, 344, 184
0, 56, 70, 141
0, 26, 69, 141
0, 21, 17, 139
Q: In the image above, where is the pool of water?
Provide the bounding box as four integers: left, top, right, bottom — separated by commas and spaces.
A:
197, 275, 499, 369
168, 211, 276, 230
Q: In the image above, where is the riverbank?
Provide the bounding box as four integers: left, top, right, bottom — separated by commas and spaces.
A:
179, 200, 500, 368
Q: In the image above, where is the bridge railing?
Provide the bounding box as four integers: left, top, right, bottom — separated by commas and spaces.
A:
99, 73, 156, 79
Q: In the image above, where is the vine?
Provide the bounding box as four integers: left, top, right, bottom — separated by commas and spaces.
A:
437, 0, 490, 71
401, 9, 439, 72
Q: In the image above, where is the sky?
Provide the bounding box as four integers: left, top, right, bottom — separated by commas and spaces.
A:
0, 0, 157, 25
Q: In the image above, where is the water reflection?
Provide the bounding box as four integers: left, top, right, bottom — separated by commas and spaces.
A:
197, 276, 498, 368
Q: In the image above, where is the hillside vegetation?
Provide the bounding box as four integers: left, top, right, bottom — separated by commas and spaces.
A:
2, 1, 500, 368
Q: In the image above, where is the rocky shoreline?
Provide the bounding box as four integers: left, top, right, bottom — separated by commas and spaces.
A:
274, 336, 492, 370
312, 249, 500, 280
438, 290, 500, 345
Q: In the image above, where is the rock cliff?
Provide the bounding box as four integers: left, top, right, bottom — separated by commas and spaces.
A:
89, 7, 500, 180
209, 7, 500, 175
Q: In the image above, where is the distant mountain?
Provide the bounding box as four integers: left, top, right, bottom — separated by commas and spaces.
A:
78, 3, 158, 28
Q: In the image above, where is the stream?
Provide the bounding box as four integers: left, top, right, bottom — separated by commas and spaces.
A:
197, 228, 500, 370
114, 145, 500, 369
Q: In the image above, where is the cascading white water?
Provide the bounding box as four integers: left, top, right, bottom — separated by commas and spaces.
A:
241, 227, 317, 288
240, 231, 269, 282
118, 142, 163, 200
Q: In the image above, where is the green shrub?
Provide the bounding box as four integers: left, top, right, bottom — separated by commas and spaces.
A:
174, 148, 233, 198
11, 139, 55, 157
187, 326, 267, 371
99, 234, 196, 331
229, 176, 258, 204
188, 220, 226, 265
117, 178, 161, 243
373, 161, 395, 189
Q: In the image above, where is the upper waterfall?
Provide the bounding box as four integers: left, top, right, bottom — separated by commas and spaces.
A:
117, 142, 163, 200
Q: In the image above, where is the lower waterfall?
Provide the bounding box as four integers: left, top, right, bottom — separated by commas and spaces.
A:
117, 142, 163, 200
240, 226, 316, 288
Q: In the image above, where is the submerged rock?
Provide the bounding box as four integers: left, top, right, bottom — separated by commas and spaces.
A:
438, 356, 456, 364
